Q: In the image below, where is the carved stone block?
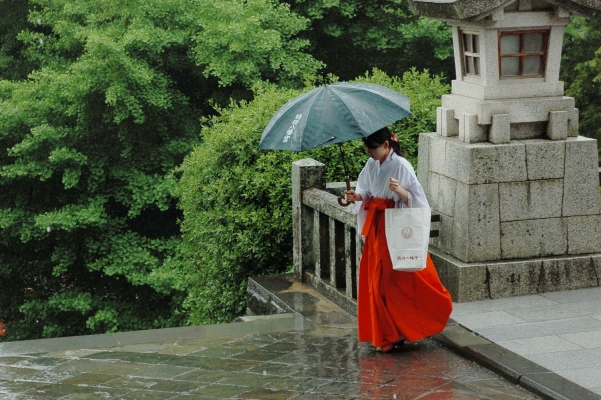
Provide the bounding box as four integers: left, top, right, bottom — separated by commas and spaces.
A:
524, 139, 565, 180
547, 110, 568, 141
489, 113, 511, 144
563, 136, 601, 217
568, 108, 579, 137
467, 141, 527, 184
487, 260, 542, 298
437, 107, 459, 137
453, 182, 501, 262
500, 218, 567, 259
499, 179, 563, 221
567, 215, 601, 255
460, 113, 487, 143
539, 257, 598, 292
429, 133, 447, 176
429, 248, 489, 302
428, 171, 440, 211
437, 174, 457, 217
417, 133, 431, 195
292, 159, 326, 281
444, 137, 470, 183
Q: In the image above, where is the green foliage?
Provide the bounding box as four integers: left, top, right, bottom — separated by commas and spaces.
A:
177, 69, 449, 325
177, 84, 300, 324
194, 0, 323, 87
0, 0, 33, 80
284, 0, 454, 81
562, 15, 601, 157
0, 0, 320, 341
1, 0, 451, 339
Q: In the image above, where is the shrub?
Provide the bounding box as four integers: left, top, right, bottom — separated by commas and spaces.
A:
0, 0, 322, 341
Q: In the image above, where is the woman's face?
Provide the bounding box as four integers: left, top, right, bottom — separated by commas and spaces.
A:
364, 140, 390, 162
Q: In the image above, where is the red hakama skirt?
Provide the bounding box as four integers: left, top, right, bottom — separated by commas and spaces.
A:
357, 198, 453, 348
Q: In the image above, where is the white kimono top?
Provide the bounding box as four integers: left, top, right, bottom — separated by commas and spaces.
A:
354, 150, 429, 234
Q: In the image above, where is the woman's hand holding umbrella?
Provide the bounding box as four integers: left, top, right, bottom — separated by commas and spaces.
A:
344, 189, 362, 203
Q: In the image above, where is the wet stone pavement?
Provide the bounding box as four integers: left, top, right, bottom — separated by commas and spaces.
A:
0, 279, 541, 399
0, 331, 540, 399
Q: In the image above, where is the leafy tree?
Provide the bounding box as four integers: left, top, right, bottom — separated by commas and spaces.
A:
177, 69, 449, 325
195, 0, 322, 88
0, 0, 33, 80
0, 0, 452, 339
283, 0, 455, 81
0, 0, 320, 341
562, 14, 601, 156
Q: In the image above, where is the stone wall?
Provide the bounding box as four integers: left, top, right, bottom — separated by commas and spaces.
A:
419, 132, 601, 301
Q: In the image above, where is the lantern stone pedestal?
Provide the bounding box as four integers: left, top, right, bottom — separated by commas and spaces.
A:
410, 0, 601, 301
418, 133, 601, 301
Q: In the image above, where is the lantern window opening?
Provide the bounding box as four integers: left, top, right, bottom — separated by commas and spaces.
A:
498, 29, 549, 79
461, 31, 481, 77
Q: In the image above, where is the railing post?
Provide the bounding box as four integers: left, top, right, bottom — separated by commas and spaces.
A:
356, 233, 364, 299
314, 210, 329, 280
344, 224, 357, 298
292, 159, 326, 282
330, 218, 345, 288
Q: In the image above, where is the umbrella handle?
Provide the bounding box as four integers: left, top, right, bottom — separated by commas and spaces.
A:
337, 176, 354, 207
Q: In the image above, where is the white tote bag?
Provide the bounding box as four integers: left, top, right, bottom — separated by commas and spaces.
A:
384, 205, 431, 272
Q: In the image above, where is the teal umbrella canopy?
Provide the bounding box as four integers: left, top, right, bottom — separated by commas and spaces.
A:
259, 82, 411, 151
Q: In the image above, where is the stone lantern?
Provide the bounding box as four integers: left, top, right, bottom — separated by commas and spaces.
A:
409, 0, 601, 301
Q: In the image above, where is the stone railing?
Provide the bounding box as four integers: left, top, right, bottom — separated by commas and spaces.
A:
292, 158, 440, 314
292, 159, 362, 315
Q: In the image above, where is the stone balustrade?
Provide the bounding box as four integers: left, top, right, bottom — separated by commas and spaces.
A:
292, 159, 362, 314
292, 158, 441, 313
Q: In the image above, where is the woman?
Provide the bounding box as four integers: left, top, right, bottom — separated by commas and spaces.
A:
344, 127, 452, 352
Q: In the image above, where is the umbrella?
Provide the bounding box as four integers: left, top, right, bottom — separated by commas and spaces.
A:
259, 82, 411, 206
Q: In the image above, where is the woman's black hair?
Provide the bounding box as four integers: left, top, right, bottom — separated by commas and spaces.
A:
362, 127, 404, 157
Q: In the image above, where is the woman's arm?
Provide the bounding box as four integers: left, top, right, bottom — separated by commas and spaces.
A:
389, 177, 409, 205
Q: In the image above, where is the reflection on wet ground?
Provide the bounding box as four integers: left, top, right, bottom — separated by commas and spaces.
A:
0, 276, 541, 399
0, 331, 540, 399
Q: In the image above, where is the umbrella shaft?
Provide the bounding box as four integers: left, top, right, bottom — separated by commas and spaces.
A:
338, 143, 349, 178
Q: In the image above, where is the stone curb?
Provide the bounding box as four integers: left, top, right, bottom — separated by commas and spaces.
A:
435, 321, 601, 400
0, 313, 313, 357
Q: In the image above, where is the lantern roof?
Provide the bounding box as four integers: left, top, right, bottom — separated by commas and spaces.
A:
407, 0, 601, 20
